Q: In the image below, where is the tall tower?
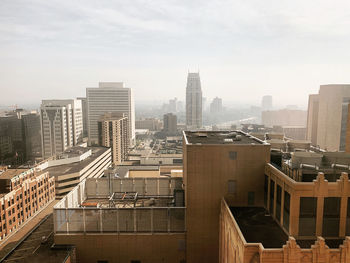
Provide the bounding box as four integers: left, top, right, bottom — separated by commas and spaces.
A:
40, 99, 83, 158
261, 95, 273, 111
86, 82, 135, 146
186, 72, 202, 129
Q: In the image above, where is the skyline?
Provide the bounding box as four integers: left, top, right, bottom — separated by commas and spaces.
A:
1, 0, 350, 107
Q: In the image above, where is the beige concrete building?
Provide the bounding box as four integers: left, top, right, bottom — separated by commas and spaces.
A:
135, 118, 162, 131
307, 84, 350, 151
183, 131, 270, 263
163, 113, 177, 134
98, 113, 129, 165
262, 108, 307, 128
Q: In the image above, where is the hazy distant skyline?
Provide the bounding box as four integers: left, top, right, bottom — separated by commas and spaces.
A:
1, 0, 350, 107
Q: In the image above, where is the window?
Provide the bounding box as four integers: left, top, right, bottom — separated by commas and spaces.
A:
130, 261, 141, 263
299, 197, 317, 236
269, 181, 275, 214
276, 185, 282, 221
283, 191, 290, 231
323, 197, 340, 237
229, 151, 237, 160
228, 180, 236, 194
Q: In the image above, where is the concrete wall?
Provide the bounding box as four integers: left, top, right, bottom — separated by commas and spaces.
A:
184, 142, 270, 263
55, 234, 186, 263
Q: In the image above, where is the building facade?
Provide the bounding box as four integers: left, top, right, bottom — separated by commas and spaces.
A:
135, 118, 162, 131
262, 108, 307, 128
307, 84, 350, 151
183, 131, 270, 263
186, 73, 202, 129
0, 167, 55, 241
22, 112, 42, 160
261, 95, 273, 111
40, 99, 83, 158
210, 97, 223, 114
163, 113, 177, 134
77, 97, 88, 138
86, 82, 135, 146
98, 113, 129, 165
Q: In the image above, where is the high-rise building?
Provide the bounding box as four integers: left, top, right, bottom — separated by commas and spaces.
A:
307, 84, 350, 151
210, 97, 223, 114
169, 97, 178, 112
40, 99, 83, 159
261, 95, 273, 111
262, 109, 307, 127
77, 97, 88, 138
163, 113, 177, 134
22, 112, 42, 160
86, 82, 135, 146
97, 113, 129, 165
186, 73, 202, 129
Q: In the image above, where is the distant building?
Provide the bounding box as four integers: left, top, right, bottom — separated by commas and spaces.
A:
169, 97, 178, 112
186, 72, 202, 129
307, 84, 350, 151
283, 126, 306, 140
97, 113, 129, 165
135, 118, 162, 131
77, 97, 88, 138
262, 109, 307, 127
0, 167, 55, 241
40, 99, 83, 158
210, 97, 223, 114
163, 113, 177, 134
22, 112, 42, 160
86, 82, 135, 146
261, 95, 273, 110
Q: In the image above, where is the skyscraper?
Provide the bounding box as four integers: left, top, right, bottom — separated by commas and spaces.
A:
98, 113, 129, 165
210, 97, 223, 114
163, 113, 177, 134
86, 82, 135, 146
186, 72, 202, 129
40, 99, 83, 158
307, 84, 350, 151
261, 95, 273, 111
77, 97, 88, 138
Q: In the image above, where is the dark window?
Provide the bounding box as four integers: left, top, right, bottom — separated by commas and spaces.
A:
97, 261, 108, 263
264, 175, 268, 208
131, 261, 141, 263
276, 185, 282, 221
229, 151, 237, 160
228, 180, 236, 194
299, 197, 317, 236
283, 191, 290, 231
269, 180, 275, 214
323, 197, 340, 237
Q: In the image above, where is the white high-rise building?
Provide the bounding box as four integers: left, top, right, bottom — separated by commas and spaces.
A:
186, 72, 202, 129
40, 99, 83, 158
86, 82, 135, 146
261, 95, 273, 111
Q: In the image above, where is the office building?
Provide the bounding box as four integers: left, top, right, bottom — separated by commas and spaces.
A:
261, 95, 273, 110
43, 146, 111, 198
0, 167, 55, 241
135, 118, 162, 131
163, 113, 177, 134
86, 82, 135, 146
40, 99, 83, 158
169, 97, 178, 112
22, 112, 42, 160
307, 84, 350, 151
97, 113, 129, 165
186, 73, 202, 129
210, 97, 223, 114
77, 97, 88, 138
262, 108, 307, 127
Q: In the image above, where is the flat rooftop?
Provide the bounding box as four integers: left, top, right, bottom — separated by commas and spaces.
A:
110, 165, 160, 178
46, 147, 109, 176
55, 146, 90, 159
0, 169, 27, 180
184, 131, 264, 145
230, 207, 288, 248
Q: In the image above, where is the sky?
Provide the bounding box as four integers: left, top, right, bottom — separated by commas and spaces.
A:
1, 0, 350, 108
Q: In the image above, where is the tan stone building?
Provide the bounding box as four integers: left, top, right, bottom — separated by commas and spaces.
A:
98, 113, 129, 165
307, 84, 350, 151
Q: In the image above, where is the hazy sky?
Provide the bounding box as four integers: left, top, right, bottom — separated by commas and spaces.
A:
1, 0, 350, 108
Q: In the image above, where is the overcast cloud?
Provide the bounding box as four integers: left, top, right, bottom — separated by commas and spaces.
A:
1, 0, 350, 107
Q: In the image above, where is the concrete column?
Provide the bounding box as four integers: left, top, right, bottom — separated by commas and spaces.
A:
290, 194, 300, 236
340, 196, 348, 237
316, 197, 324, 237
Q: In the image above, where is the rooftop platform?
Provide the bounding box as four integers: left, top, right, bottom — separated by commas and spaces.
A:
184, 131, 265, 145
46, 147, 109, 176
0, 169, 27, 180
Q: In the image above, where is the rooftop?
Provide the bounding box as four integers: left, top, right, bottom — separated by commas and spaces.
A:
0, 169, 28, 180
230, 207, 288, 248
184, 131, 265, 145
107, 165, 160, 178
55, 146, 90, 159
45, 147, 109, 176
